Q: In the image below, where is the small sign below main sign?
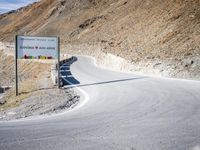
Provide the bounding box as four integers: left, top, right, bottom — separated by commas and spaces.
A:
16, 36, 58, 59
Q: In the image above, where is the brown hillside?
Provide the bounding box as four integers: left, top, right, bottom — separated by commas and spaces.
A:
0, 0, 200, 79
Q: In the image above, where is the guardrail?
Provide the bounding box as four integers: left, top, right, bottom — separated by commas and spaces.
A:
51, 56, 75, 86
0, 86, 11, 93
59, 56, 74, 66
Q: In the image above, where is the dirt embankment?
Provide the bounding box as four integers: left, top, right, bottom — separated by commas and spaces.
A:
62, 43, 200, 80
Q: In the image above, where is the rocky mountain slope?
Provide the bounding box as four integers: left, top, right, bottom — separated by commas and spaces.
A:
0, 0, 199, 79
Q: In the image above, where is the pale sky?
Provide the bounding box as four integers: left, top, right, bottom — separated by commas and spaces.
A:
0, 0, 38, 14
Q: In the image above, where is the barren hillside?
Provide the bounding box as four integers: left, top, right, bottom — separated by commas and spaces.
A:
0, 0, 200, 79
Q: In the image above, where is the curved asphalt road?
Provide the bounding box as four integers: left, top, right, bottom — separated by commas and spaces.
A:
0, 56, 200, 150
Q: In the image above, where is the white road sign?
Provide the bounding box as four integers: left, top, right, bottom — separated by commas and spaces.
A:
16, 36, 58, 59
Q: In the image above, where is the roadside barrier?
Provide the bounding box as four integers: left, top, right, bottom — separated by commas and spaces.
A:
51, 56, 75, 86
0, 86, 11, 93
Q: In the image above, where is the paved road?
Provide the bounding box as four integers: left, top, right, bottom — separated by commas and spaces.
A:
0, 56, 200, 150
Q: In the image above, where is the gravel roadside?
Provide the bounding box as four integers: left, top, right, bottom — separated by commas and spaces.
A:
0, 88, 79, 121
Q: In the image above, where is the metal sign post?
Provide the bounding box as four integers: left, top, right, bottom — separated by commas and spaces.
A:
57, 37, 60, 88
15, 35, 19, 96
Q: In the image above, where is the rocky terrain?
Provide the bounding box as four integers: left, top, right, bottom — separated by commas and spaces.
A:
0, 0, 199, 80
0, 88, 79, 121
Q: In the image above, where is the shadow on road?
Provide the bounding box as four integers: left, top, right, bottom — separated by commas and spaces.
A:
61, 56, 80, 86
75, 77, 147, 87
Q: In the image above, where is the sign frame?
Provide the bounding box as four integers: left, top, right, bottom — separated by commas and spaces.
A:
15, 35, 61, 96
